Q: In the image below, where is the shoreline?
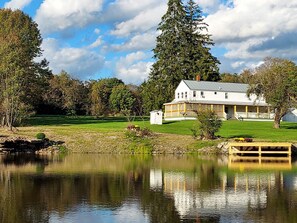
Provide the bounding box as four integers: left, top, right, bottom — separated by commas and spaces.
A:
0, 127, 296, 155
0, 128, 226, 155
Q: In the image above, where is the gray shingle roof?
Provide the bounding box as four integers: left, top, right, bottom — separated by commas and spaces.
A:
183, 80, 249, 93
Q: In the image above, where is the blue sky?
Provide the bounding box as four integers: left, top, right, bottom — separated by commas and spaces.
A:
1, 0, 297, 84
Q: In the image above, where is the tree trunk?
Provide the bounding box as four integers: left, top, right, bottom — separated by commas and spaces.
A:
274, 111, 281, 129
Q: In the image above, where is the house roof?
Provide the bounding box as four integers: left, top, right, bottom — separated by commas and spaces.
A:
183, 80, 249, 93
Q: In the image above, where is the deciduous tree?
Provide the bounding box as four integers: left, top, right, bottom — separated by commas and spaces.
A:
248, 57, 297, 128
109, 84, 136, 120
90, 78, 124, 116
0, 9, 43, 130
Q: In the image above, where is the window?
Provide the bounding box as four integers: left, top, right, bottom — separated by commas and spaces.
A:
181, 92, 184, 98
225, 93, 228, 99
177, 93, 180, 99
185, 92, 187, 99
193, 91, 196, 97
201, 91, 205, 98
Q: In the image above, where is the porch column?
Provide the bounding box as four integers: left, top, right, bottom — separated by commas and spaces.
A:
171, 104, 173, 117
245, 106, 248, 118
178, 104, 180, 117
257, 106, 259, 118
211, 104, 214, 112
268, 107, 270, 119
184, 103, 186, 113
234, 105, 237, 118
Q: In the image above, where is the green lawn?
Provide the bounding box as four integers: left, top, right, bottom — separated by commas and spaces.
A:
26, 116, 297, 142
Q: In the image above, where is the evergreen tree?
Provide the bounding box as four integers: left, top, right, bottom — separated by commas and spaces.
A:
184, 0, 220, 81
147, 0, 187, 110
142, 0, 220, 112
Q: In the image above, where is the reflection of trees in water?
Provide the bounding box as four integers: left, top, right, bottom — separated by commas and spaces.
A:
247, 172, 297, 223
0, 169, 181, 223
198, 163, 221, 190
1, 154, 51, 166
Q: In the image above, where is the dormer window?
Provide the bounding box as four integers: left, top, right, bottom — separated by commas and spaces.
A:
225, 93, 228, 99
185, 92, 187, 99
181, 92, 184, 98
177, 93, 180, 99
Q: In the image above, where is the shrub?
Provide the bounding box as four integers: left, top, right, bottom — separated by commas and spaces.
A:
36, 132, 46, 140
196, 110, 222, 140
125, 125, 153, 139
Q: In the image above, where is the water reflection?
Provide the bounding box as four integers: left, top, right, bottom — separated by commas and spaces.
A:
0, 154, 297, 223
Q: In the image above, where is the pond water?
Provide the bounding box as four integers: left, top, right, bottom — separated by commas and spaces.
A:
1, 154, 297, 223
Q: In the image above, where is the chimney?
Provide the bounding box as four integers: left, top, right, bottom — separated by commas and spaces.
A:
196, 75, 201, 81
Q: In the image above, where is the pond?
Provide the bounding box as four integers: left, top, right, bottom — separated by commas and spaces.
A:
1, 154, 297, 223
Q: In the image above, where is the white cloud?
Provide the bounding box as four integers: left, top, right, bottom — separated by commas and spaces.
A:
197, 0, 221, 13
115, 51, 153, 84
94, 28, 100, 34
111, 4, 167, 37
205, 0, 297, 73
103, 0, 164, 22
35, 0, 104, 34
112, 31, 157, 51
41, 38, 105, 79
4, 0, 32, 10
89, 36, 103, 49
206, 0, 297, 43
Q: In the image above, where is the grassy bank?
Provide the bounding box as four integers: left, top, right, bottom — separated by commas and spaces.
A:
0, 116, 296, 153
26, 116, 297, 141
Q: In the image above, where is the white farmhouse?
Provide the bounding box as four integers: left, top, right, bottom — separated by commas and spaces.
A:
164, 80, 274, 121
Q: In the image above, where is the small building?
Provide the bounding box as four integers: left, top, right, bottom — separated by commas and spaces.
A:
164, 80, 273, 121
150, 110, 163, 125
283, 109, 297, 122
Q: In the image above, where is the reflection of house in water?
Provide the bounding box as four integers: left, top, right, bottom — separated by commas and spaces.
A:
149, 169, 293, 220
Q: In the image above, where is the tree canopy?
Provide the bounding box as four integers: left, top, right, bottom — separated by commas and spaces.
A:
0, 9, 44, 130
248, 57, 297, 128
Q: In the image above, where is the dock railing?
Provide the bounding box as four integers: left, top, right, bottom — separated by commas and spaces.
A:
229, 142, 292, 157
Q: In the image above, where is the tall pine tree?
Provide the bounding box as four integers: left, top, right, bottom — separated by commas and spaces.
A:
142, 0, 220, 112
184, 0, 220, 81
146, 0, 187, 111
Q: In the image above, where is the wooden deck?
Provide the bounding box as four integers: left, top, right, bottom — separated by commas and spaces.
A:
229, 142, 292, 157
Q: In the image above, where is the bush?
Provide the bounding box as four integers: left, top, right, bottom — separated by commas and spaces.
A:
125, 125, 152, 139
36, 132, 46, 140
196, 110, 222, 139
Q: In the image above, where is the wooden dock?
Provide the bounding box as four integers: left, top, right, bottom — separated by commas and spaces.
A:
229, 142, 292, 157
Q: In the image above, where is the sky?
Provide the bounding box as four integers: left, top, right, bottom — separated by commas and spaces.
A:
1, 0, 297, 85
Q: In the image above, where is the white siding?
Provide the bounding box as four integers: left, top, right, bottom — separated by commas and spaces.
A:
174, 81, 266, 105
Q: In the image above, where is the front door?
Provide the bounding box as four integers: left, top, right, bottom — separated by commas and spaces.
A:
225, 106, 234, 119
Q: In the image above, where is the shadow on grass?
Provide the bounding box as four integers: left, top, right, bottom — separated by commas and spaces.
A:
24, 115, 149, 126
162, 121, 178, 125
281, 123, 297, 130
227, 134, 254, 139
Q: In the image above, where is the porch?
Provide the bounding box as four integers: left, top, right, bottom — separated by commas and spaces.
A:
164, 102, 274, 121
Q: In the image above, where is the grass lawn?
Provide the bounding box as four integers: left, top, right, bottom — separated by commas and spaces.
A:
25, 116, 297, 142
